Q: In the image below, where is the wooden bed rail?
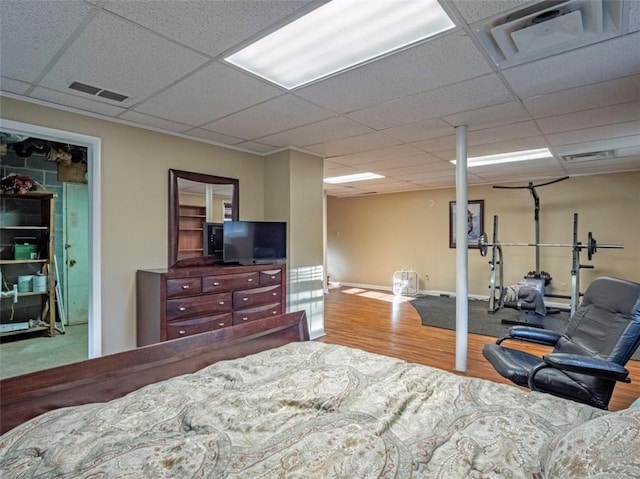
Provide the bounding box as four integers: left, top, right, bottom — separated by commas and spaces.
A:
0, 310, 309, 435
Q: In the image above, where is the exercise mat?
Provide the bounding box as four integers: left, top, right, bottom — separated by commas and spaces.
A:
410, 295, 640, 360
411, 294, 570, 338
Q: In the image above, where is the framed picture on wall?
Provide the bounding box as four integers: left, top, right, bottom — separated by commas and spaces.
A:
449, 200, 484, 249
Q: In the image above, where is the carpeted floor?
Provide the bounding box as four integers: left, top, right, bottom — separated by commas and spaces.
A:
410, 294, 640, 361
410, 294, 571, 338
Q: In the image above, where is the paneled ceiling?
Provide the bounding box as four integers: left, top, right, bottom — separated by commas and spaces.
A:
1, 0, 639, 197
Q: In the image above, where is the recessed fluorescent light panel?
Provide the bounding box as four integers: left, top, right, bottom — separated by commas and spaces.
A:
225, 0, 455, 90
451, 148, 553, 167
324, 172, 384, 184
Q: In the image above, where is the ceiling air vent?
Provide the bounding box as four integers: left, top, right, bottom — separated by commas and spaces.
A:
470, 0, 625, 68
562, 150, 615, 162
68, 81, 129, 103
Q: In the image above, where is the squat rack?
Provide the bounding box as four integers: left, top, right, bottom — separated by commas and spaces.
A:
492, 176, 569, 276
481, 212, 623, 316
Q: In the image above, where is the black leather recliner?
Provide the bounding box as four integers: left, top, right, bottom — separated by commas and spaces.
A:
483, 276, 640, 409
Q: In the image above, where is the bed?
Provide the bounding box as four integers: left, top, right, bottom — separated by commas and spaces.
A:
1, 311, 639, 478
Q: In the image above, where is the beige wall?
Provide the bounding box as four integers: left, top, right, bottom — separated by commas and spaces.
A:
327, 171, 640, 298
264, 149, 325, 337
1, 97, 267, 354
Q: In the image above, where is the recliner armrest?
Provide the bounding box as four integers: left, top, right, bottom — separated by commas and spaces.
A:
496, 326, 561, 346
542, 353, 630, 381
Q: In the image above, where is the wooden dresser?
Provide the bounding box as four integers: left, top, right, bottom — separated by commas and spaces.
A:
136, 263, 286, 346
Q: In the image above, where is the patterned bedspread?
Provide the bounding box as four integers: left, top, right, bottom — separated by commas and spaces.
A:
0, 341, 610, 478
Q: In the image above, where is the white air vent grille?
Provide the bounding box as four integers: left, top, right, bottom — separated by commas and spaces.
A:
562, 150, 615, 162
471, 0, 624, 68
69, 81, 129, 102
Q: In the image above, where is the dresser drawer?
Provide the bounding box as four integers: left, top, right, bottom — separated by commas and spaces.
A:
202, 272, 260, 293
166, 313, 232, 339
166, 292, 232, 321
233, 285, 281, 309
233, 303, 282, 325
166, 277, 202, 298
259, 269, 283, 286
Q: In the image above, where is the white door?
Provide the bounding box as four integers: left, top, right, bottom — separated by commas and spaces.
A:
63, 183, 89, 325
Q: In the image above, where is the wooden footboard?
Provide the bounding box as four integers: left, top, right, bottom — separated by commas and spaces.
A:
0, 310, 308, 435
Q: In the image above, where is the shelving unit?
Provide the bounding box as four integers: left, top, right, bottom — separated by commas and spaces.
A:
177, 204, 206, 260
0, 191, 56, 339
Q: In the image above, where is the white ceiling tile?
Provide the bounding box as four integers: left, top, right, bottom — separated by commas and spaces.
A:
365, 154, 446, 172
323, 163, 362, 176
562, 156, 640, 174
628, 0, 640, 33
119, 111, 192, 133
135, 62, 283, 126
346, 74, 515, 130
0, 77, 32, 95
412, 135, 455, 153
329, 144, 425, 166
39, 11, 208, 107
381, 119, 454, 142
546, 121, 640, 146
183, 128, 244, 145
3, 0, 640, 197
234, 141, 279, 154
202, 95, 334, 140
295, 32, 494, 113
523, 75, 640, 119
30, 87, 127, 116
502, 33, 640, 98
0, 0, 93, 83
552, 135, 640, 157
450, 0, 531, 24
308, 132, 402, 157
444, 101, 531, 129
537, 102, 640, 134
102, 0, 315, 57
466, 121, 541, 147
260, 117, 373, 148
383, 161, 454, 178
403, 170, 456, 182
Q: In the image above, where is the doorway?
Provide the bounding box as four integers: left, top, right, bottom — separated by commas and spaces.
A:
1, 119, 101, 362
63, 183, 89, 326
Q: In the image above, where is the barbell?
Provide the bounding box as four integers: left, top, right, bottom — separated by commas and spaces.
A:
478, 231, 623, 260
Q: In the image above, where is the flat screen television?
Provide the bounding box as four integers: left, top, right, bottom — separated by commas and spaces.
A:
203, 222, 224, 260
223, 221, 287, 265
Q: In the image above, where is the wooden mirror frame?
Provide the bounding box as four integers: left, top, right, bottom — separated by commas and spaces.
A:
169, 169, 239, 268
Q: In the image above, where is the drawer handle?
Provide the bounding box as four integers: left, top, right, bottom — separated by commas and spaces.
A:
213, 282, 220, 286
272, 310, 277, 314
181, 285, 190, 289
179, 330, 186, 335
242, 317, 249, 321
272, 292, 277, 296
179, 306, 186, 312
219, 322, 226, 327
218, 301, 225, 305
247, 278, 253, 282
243, 297, 249, 301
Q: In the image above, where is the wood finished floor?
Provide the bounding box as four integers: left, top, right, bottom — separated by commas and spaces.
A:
318, 285, 640, 412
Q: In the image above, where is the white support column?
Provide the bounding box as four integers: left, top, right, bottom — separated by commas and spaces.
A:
455, 125, 469, 372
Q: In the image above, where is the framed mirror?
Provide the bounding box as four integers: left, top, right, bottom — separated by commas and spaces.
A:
169, 169, 239, 268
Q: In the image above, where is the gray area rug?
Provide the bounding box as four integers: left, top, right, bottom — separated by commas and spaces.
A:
410, 294, 571, 338
410, 294, 640, 361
